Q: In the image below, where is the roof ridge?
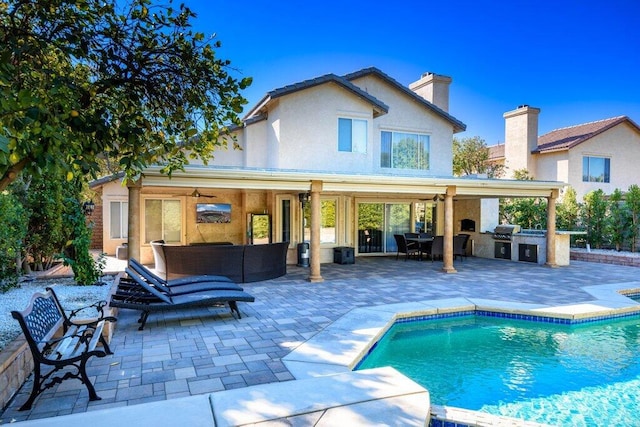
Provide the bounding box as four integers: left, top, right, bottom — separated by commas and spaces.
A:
543, 116, 626, 135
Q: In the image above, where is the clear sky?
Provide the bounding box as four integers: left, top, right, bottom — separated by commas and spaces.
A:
185, 0, 639, 145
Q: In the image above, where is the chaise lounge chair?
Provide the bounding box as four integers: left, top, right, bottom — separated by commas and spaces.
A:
121, 266, 243, 296
110, 269, 255, 330
128, 259, 239, 295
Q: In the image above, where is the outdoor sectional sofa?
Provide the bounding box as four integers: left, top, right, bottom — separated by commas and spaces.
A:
154, 241, 288, 283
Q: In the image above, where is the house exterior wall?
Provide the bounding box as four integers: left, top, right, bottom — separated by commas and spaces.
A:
351, 74, 455, 177
535, 151, 568, 183
89, 187, 104, 250
235, 76, 456, 176
532, 123, 640, 200
272, 83, 375, 173
565, 123, 640, 199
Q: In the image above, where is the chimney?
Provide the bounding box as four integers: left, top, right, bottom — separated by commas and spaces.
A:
503, 105, 540, 177
409, 72, 452, 112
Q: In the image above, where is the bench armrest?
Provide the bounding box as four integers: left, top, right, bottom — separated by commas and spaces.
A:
68, 300, 117, 325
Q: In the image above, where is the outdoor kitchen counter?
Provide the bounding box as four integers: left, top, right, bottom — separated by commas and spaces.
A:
468, 230, 583, 266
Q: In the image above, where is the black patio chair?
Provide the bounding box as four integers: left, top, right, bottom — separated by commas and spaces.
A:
454, 234, 470, 261
394, 234, 420, 261
428, 236, 444, 261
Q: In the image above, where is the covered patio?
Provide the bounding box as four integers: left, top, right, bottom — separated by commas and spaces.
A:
123, 166, 566, 281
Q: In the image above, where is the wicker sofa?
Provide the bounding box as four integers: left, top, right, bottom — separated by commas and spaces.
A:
155, 242, 288, 283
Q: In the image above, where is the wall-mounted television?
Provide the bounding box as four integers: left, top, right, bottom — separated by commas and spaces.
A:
196, 203, 231, 223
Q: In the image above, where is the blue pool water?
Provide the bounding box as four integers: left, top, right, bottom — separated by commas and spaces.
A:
356, 314, 640, 425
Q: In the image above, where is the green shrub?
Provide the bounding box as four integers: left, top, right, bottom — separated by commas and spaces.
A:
0, 191, 28, 290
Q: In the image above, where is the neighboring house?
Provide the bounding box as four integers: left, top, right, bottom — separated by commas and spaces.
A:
489, 106, 640, 200
92, 68, 565, 279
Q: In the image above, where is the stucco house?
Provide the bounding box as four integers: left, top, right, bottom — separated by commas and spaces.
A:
489, 106, 640, 199
91, 67, 565, 280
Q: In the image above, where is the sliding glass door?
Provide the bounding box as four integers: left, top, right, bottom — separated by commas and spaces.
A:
357, 202, 411, 254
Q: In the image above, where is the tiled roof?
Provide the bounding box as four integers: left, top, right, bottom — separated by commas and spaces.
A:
89, 172, 125, 188
243, 72, 389, 120
488, 143, 505, 160
243, 67, 467, 133
534, 116, 640, 153
343, 67, 466, 133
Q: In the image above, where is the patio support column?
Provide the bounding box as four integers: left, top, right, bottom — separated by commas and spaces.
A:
308, 180, 324, 282
127, 179, 142, 262
442, 186, 457, 273
546, 189, 559, 268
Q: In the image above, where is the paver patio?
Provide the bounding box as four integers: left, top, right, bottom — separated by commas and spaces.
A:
2, 255, 639, 423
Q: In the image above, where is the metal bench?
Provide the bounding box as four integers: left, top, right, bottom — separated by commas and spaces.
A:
11, 287, 117, 410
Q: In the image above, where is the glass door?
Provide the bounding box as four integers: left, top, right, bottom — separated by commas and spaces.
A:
357, 202, 411, 254
385, 204, 411, 253
358, 203, 384, 253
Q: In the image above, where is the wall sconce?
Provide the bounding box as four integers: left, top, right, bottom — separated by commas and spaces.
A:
82, 200, 96, 216
298, 192, 310, 204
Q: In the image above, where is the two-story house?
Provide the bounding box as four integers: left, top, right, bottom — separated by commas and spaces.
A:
489, 106, 640, 200
94, 67, 565, 280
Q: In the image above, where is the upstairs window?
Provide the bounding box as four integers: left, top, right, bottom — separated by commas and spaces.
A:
381, 131, 430, 170
338, 118, 367, 153
582, 156, 610, 183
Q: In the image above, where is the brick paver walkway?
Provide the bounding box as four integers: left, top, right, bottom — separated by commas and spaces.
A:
2, 256, 638, 422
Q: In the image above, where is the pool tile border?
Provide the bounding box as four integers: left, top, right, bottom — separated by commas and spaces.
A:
282, 281, 640, 427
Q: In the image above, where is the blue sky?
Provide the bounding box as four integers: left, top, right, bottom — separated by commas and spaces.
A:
186, 0, 639, 145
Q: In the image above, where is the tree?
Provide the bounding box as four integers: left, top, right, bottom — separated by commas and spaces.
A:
452, 136, 504, 178
607, 188, 630, 251
0, 190, 27, 288
582, 190, 608, 249
512, 169, 534, 180
625, 184, 640, 252
557, 187, 580, 231
1, 0, 251, 191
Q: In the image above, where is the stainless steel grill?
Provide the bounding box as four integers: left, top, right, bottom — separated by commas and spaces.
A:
492, 224, 521, 241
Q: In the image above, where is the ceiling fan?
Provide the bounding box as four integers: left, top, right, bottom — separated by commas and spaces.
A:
419, 195, 445, 202
173, 188, 217, 198
191, 188, 217, 198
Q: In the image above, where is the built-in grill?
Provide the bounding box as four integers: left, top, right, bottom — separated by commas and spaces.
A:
492, 224, 521, 241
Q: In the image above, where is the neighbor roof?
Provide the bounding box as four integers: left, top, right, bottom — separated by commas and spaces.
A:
534, 116, 640, 154
488, 143, 505, 161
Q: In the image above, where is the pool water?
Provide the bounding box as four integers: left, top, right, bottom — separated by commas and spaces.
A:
356, 314, 640, 425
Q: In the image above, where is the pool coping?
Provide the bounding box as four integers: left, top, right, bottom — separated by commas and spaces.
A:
281, 280, 640, 425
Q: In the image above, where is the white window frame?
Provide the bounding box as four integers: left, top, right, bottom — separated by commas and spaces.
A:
142, 197, 185, 244
109, 200, 128, 239
380, 130, 430, 170
582, 155, 611, 183
338, 117, 367, 153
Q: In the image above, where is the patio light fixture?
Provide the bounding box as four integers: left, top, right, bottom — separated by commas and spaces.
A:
82, 200, 96, 216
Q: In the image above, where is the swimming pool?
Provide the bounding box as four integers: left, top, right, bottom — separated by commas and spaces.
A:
356, 312, 640, 425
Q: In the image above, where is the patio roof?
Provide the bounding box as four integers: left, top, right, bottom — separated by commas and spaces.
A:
141, 165, 565, 198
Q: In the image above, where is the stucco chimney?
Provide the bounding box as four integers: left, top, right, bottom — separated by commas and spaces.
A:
503, 105, 540, 177
409, 72, 452, 112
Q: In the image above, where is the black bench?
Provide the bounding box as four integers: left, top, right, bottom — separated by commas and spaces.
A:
11, 287, 117, 410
